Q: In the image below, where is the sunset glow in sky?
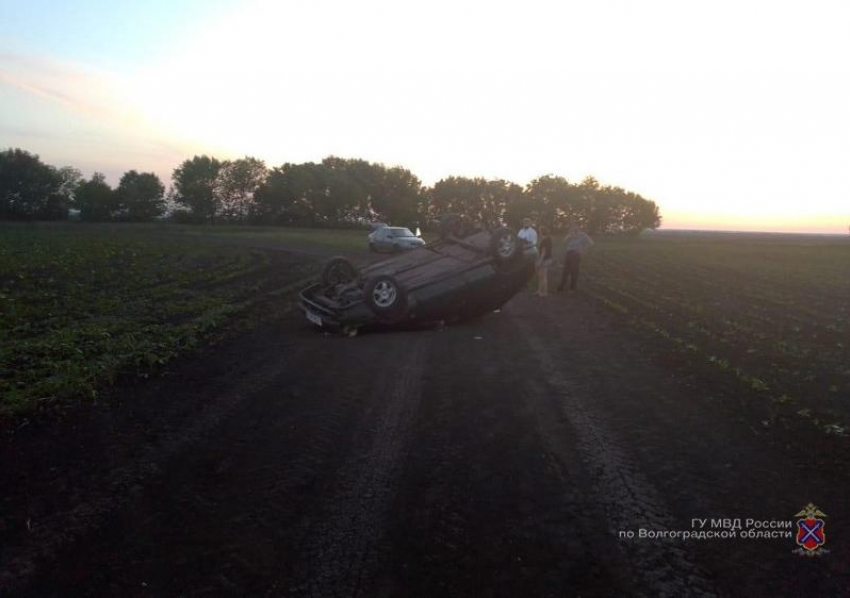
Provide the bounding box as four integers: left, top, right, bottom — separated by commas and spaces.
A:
1, 0, 848, 232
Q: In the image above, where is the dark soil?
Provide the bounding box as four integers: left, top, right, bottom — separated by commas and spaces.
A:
2, 249, 849, 597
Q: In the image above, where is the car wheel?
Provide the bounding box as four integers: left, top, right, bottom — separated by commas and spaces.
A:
489, 227, 520, 262
364, 274, 408, 322
321, 256, 360, 287
369, 242, 377, 253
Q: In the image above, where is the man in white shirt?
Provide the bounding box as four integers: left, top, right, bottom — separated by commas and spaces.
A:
517, 218, 538, 249
558, 223, 594, 291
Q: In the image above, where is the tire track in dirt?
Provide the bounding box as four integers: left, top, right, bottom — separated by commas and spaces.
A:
16, 325, 418, 597
288, 338, 427, 598
378, 329, 478, 597
511, 306, 719, 598
0, 338, 301, 596
512, 294, 850, 597
379, 316, 636, 597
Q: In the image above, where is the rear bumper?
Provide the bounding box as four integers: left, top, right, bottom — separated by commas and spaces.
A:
298, 284, 343, 329
298, 284, 374, 330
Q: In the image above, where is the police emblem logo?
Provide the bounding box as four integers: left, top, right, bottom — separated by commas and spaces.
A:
794, 503, 828, 556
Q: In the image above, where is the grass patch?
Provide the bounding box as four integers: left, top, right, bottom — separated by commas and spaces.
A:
0, 222, 332, 417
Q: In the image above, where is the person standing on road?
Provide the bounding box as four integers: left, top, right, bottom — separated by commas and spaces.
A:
557, 223, 594, 292
536, 226, 553, 297
517, 217, 538, 249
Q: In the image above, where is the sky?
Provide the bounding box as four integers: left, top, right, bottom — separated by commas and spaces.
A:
1, 0, 848, 233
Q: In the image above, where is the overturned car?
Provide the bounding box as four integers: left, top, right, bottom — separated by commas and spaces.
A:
299, 216, 538, 333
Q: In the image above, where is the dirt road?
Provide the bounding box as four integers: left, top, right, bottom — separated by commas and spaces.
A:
2, 260, 848, 596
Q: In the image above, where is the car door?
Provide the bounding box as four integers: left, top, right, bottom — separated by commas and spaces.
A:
376, 228, 390, 251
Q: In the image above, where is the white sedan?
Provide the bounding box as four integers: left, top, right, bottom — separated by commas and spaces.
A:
368, 226, 425, 253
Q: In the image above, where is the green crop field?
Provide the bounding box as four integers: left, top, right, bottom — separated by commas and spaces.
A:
166, 223, 370, 253
576, 231, 850, 436
0, 222, 355, 417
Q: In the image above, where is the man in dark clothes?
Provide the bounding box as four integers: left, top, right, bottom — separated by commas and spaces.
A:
557, 223, 594, 291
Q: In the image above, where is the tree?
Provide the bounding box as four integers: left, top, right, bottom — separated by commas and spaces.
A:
428, 177, 522, 228
477, 180, 523, 229
320, 157, 370, 223
523, 175, 587, 230
1, 148, 663, 231
502, 188, 537, 230
370, 166, 425, 227
307, 158, 360, 224
312, 157, 426, 227
48, 166, 82, 220
429, 176, 482, 221
172, 156, 223, 222
115, 171, 166, 221
253, 165, 298, 225
215, 157, 267, 223
253, 162, 328, 226
335, 157, 382, 218
253, 158, 397, 226
75, 173, 116, 221
621, 192, 661, 235
586, 184, 616, 234
0, 148, 78, 220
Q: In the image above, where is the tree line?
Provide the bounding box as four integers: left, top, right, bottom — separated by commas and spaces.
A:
0, 148, 661, 234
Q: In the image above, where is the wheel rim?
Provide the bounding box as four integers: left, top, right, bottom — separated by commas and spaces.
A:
498, 234, 516, 258
372, 280, 397, 307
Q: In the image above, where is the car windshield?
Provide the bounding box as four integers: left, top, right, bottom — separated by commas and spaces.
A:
389, 228, 415, 237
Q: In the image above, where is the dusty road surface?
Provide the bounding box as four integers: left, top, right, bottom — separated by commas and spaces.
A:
2, 257, 848, 596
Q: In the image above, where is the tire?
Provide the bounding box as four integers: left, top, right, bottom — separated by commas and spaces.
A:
439, 214, 468, 240
489, 227, 520, 262
369, 242, 377, 253
321, 256, 360, 287
364, 274, 408, 323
